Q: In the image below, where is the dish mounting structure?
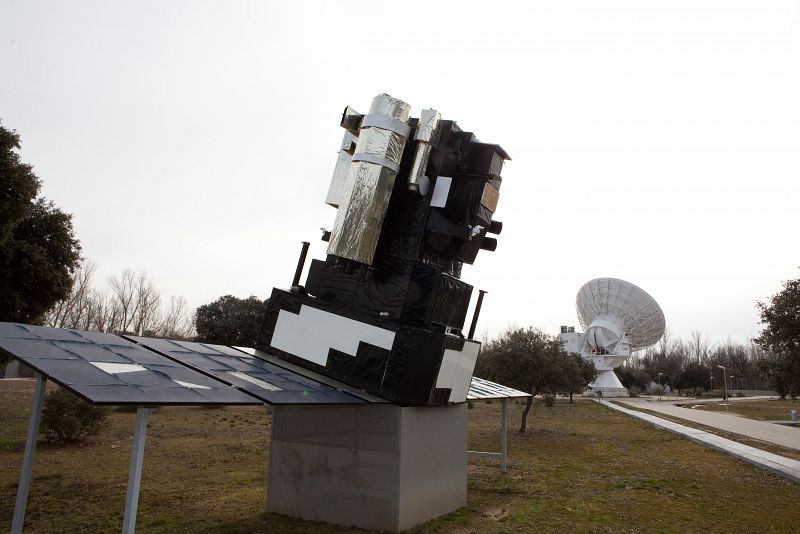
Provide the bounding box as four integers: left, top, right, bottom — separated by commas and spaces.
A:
559, 278, 665, 397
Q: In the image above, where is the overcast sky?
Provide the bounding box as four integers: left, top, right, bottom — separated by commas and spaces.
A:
2, 0, 798, 347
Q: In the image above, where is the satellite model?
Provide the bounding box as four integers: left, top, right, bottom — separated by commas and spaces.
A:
559, 278, 665, 397
257, 93, 509, 406
1, 93, 521, 533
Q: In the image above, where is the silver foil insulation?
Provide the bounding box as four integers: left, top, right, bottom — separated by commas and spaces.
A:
326, 94, 412, 265
407, 108, 441, 193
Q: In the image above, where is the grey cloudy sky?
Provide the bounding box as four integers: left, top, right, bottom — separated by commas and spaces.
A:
2, 0, 798, 346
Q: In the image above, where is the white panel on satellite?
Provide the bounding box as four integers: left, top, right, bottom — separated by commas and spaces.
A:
271, 305, 396, 366
435, 340, 481, 403
430, 176, 452, 208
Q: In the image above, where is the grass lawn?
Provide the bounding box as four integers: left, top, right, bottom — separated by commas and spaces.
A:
685, 398, 800, 422
2, 379, 800, 533
615, 403, 800, 462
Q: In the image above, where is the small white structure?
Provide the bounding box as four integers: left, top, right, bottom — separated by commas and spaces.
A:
559, 278, 666, 397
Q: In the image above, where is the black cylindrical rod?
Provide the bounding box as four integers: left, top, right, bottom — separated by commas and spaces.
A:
479, 237, 498, 252
292, 241, 311, 287
468, 289, 488, 339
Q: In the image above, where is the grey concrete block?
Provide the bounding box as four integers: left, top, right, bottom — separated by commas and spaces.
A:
267, 403, 467, 531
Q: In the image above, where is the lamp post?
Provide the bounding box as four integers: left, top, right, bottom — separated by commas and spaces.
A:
658, 372, 664, 401
717, 365, 729, 412
710, 375, 714, 397
730, 375, 735, 393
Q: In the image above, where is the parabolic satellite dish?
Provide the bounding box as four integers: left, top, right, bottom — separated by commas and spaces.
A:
576, 278, 666, 352
560, 277, 665, 397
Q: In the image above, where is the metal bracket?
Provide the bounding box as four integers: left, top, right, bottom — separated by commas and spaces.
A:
11, 374, 47, 534
122, 407, 152, 534
466, 397, 508, 472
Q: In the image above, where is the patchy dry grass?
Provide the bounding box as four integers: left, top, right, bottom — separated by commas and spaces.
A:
687, 398, 800, 422
2, 380, 800, 533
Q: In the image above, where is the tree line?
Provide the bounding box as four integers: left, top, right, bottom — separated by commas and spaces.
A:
619, 274, 799, 402
46, 266, 265, 347
45, 261, 195, 339
617, 331, 768, 396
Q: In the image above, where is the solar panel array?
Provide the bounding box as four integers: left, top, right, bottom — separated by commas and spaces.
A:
125, 336, 365, 405
0, 323, 259, 406
1, 322, 525, 407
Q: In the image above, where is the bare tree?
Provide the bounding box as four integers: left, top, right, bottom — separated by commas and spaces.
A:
106, 270, 167, 336
689, 330, 709, 363
158, 296, 195, 340
108, 269, 139, 334
46, 260, 97, 329
45, 262, 195, 339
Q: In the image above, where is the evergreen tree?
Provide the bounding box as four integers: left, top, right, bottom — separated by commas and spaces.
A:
0, 122, 81, 326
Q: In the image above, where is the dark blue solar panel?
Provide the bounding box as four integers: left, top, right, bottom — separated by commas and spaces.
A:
124, 336, 366, 405
0, 323, 261, 406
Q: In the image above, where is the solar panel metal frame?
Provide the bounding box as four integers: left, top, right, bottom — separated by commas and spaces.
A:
467, 377, 531, 400
0, 323, 261, 407
125, 336, 369, 405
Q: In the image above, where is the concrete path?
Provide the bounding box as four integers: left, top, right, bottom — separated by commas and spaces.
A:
616, 397, 800, 451
599, 400, 800, 485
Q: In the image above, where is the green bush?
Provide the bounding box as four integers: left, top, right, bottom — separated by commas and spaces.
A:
542, 393, 556, 407
40, 388, 110, 444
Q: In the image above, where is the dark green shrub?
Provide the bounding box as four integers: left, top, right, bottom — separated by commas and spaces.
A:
40, 388, 109, 444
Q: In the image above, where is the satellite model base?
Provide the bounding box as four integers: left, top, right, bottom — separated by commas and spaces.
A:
267, 403, 468, 532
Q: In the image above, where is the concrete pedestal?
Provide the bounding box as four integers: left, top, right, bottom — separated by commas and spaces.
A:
584, 369, 629, 398
267, 403, 467, 532
584, 386, 628, 398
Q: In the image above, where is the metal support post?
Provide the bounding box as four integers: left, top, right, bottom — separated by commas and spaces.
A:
11, 374, 47, 534
291, 241, 311, 287
468, 290, 488, 339
466, 399, 509, 472
500, 398, 508, 473
122, 408, 151, 534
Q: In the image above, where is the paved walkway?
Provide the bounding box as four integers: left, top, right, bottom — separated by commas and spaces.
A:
599, 400, 800, 484
616, 397, 800, 451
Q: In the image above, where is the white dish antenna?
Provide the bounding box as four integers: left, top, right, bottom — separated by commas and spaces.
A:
576, 277, 665, 352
